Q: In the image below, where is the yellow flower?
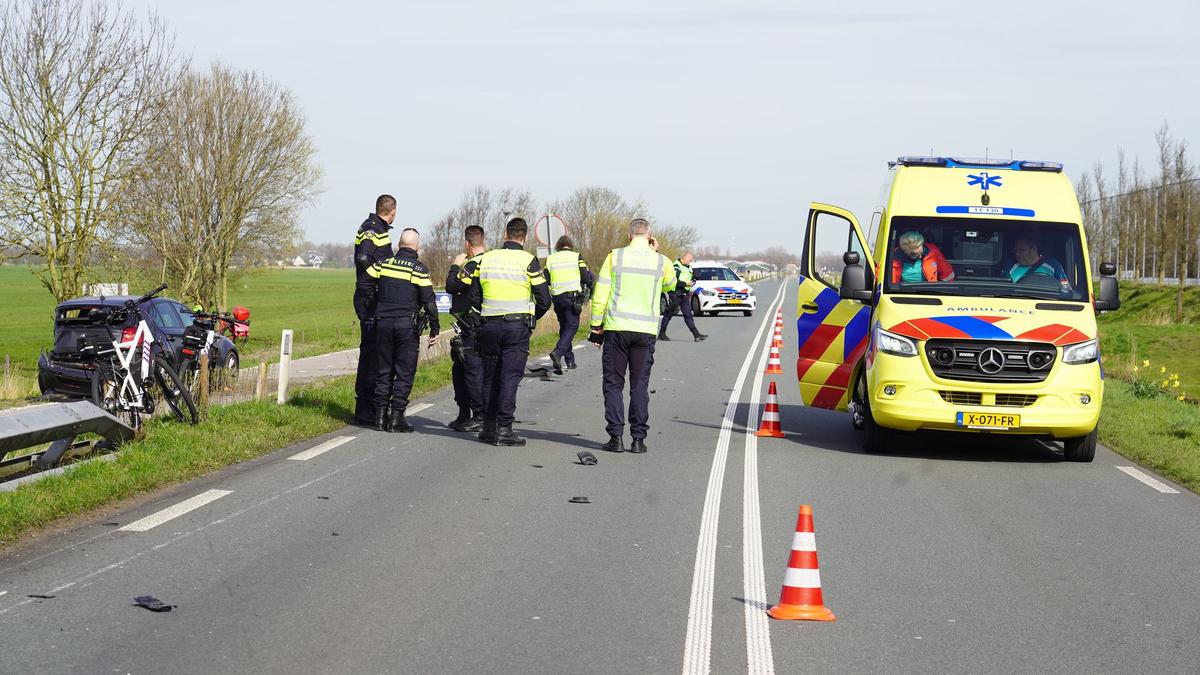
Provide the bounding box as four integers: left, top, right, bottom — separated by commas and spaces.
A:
1161, 380, 1170, 387
1179, 394, 1188, 402
1143, 359, 1151, 367
1160, 366, 1167, 374
1170, 373, 1179, 380
1174, 381, 1181, 388
1132, 366, 1140, 372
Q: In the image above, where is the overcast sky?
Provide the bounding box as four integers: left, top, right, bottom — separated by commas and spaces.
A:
137, 0, 1199, 253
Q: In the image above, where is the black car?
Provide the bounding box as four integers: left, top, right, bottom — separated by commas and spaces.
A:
38, 295, 239, 400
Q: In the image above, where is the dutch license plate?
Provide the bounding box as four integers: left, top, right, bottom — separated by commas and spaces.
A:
727, 298, 742, 304
956, 412, 1020, 430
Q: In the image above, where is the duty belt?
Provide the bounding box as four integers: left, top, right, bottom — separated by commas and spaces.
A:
480, 313, 531, 322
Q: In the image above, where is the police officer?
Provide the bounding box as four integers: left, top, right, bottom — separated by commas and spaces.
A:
545, 235, 593, 374
472, 218, 551, 446
658, 251, 707, 342
443, 225, 487, 432
590, 218, 676, 454
352, 195, 396, 425
356, 228, 440, 432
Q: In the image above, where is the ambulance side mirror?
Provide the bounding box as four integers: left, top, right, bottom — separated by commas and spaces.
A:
1094, 262, 1120, 311
840, 251, 873, 303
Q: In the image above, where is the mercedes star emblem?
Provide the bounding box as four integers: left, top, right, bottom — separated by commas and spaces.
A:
978, 348, 1005, 374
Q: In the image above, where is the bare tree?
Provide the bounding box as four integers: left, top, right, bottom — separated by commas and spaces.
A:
0, 0, 177, 300
120, 63, 321, 309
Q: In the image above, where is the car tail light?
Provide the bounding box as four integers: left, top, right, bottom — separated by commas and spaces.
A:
120, 326, 142, 347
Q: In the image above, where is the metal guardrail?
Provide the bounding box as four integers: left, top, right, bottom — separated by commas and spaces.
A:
0, 401, 134, 481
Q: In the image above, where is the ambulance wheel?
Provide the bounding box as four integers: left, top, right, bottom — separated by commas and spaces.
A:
1062, 428, 1097, 462
861, 395, 899, 454
850, 372, 867, 431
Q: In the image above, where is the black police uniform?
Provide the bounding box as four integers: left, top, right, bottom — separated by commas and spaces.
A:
444, 254, 485, 431
472, 241, 552, 445
356, 246, 439, 432
659, 259, 703, 340
352, 213, 393, 424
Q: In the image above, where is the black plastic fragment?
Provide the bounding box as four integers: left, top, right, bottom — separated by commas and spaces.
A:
133, 595, 173, 612
577, 451, 597, 466
568, 496, 590, 504
27, 594, 55, 599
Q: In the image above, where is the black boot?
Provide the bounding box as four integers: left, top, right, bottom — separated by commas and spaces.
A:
448, 407, 474, 432
388, 408, 414, 433
478, 420, 498, 444
374, 408, 388, 431
629, 439, 647, 454
694, 333, 708, 342
602, 436, 625, 453
658, 332, 671, 341
494, 424, 526, 446
549, 352, 563, 375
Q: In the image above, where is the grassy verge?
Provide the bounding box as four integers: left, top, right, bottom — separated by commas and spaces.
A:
1099, 378, 1200, 492
0, 326, 578, 546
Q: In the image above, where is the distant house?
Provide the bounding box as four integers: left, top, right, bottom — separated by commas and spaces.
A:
291, 255, 307, 267
306, 254, 324, 269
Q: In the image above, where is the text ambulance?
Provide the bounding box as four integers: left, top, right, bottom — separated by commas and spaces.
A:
795, 157, 1120, 461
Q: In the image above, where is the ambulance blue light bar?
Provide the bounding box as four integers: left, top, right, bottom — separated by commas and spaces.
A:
890, 156, 1064, 172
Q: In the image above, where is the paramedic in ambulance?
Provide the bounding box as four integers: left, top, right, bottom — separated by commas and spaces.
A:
1006, 234, 1073, 295
890, 230, 955, 284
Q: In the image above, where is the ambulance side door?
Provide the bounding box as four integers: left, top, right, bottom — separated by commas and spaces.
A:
796, 203, 875, 410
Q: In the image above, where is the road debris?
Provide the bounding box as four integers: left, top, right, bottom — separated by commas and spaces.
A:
133, 595, 174, 612
568, 496, 590, 504
576, 451, 597, 465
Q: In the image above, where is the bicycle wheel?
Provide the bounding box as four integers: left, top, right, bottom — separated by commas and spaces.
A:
153, 354, 199, 425
91, 362, 142, 431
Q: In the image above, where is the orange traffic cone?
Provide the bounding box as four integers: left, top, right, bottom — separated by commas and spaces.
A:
772, 325, 783, 348
756, 381, 785, 437
764, 343, 783, 374
767, 505, 836, 622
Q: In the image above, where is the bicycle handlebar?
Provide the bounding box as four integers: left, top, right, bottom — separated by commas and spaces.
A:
125, 283, 168, 308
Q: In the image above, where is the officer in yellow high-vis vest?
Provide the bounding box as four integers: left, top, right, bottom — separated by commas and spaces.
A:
470, 218, 551, 446
589, 218, 677, 454
544, 235, 593, 374
658, 251, 707, 341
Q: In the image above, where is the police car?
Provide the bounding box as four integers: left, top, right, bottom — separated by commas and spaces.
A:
687, 262, 756, 316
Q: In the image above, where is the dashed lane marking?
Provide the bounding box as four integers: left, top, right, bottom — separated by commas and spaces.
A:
287, 435, 356, 461
1116, 466, 1180, 494
118, 489, 233, 532
682, 281, 786, 675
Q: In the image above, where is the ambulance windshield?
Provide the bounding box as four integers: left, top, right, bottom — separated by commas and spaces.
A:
883, 217, 1088, 302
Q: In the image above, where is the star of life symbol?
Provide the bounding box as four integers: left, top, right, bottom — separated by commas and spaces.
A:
967, 172, 1002, 191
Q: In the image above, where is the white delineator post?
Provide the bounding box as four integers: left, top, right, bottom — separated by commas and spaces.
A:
277, 329, 293, 404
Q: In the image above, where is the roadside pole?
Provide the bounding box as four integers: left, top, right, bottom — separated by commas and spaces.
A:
277, 329, 292, 404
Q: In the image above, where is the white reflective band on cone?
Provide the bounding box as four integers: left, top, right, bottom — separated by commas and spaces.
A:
791, 532, 816, 551
783, 567, 822, 589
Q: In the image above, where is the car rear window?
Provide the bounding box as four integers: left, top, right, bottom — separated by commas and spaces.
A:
56, 306, 101, 324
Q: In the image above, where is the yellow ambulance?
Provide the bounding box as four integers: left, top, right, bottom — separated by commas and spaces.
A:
795, 157, 1120, 461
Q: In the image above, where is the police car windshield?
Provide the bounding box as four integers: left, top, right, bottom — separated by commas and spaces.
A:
884, 217, 1088, 302
694, 267, 741, 281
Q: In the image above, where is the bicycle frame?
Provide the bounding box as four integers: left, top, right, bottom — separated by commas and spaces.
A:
111, 318, 156, 410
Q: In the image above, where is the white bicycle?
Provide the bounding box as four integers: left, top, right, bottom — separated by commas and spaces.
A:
80, 285, 199, 430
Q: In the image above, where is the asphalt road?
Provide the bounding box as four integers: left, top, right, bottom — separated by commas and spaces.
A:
1, 278, 1197, 674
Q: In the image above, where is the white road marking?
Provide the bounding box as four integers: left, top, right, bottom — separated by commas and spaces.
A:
742, 296, 778, 674
683, 281, 786, 675
407, 403, 433, 416
287, 435, 356, 461
118, 489, 232, 532
1116, 466, 1180, 494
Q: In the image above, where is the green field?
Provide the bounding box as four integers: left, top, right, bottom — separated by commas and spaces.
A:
1097, 283, 1200, 386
